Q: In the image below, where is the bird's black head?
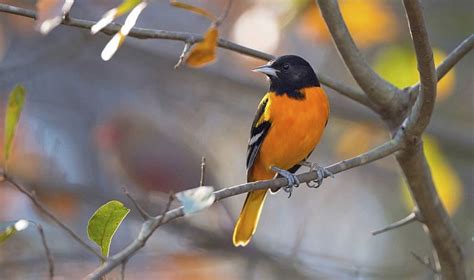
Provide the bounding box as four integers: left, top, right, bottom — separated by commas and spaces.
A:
253, 55, 320, 99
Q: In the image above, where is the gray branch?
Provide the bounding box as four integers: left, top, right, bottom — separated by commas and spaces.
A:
316, 0, 403, 114
86, 130, 405, 279
0, 3, 370, 110
372, 210, 420, 236
398, 1, 466, 279
4, 175, 104, 261
410, 34, 474, 95
402, 0, 438, 136
1, 2, 472, 279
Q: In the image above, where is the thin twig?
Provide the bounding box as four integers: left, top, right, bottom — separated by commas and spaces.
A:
174, 41, 192, 68
122, 186, 151, 220
200, 156, 206, 186
371, 211, 420, 236
409, 34, 474, 96
402, 0, 437, 136
215, 0, 233, 27
411, 251, 439, 274
400, 1, 465, 279
120, 258, 128, 280
86, 131, 405, 279
316, 0, 403, 114
4, 175, 104, 261
0, 3, 367, 110
30, 222, 54, 279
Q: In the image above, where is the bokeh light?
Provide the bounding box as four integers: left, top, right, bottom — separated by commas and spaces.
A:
231, 5, 280, 54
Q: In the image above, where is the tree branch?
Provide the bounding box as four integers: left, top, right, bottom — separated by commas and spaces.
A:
396, 144, 465, 279
372, 210, 421, 236
0, 3, 369, 110
4, 175, 104, 261
397, 1, 466, 279
31, 222, 54, 280
409, 34, 474, 95
316, 0, 403, 113
402, 0, 437, 137
86, 131, 405, 279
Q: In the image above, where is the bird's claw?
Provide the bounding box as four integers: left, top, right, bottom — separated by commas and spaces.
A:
271, 166, 300, 198
300, 161, 333, 189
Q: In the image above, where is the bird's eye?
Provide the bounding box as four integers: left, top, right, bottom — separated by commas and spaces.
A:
283, 64, 290, 70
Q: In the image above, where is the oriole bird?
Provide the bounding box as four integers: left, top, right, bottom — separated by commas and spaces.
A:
233, 55, 330, 247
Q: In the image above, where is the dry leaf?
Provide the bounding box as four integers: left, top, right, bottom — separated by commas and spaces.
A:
170, 1, 216, 21
35, 0, 74, 34
100, 2, 148, 61
185, 26, 218, 68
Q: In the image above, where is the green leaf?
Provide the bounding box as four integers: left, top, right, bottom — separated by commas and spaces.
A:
87, 200, 130, 257
116, 0, 142, 16
4, 85, 26, 165
0, 220, 30, 245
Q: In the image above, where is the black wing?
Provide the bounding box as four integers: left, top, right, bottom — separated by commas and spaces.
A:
246, 98, 271, 177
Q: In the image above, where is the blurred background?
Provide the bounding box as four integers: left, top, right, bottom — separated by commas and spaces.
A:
0, 0, 472, 279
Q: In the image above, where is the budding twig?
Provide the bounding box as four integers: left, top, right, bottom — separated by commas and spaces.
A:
5, 175, 104, 261
372, 209, 422, 236
122, 186, 152, 220
174, 41, 192, 68
200, 156, 206, 186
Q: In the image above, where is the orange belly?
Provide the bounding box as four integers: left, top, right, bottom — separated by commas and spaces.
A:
249, 87, 329, 181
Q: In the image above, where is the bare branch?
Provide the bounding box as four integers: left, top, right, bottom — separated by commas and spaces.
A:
411, 251, 439, 274
174, 41, 192, 68
316, 0, 402, 113
0, 3, 369, 110
396, 144, 465, 279
372, 210, 420, 236
398, 2, 466, 278
200, 156, 206, 186
4, 175, 104, 261
402, 0, 437, 137
215, 0, 234, 27
410, 34, 474, 95
86, 131, 405, 279
120, 259, 128, 280
122, 186, 152, 220
31, 222, 54, 279
87, 194, 174, 279
318, 75, 375, 110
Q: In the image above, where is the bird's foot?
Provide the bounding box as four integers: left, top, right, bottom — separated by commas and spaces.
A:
271, 166, 300, 198
299, 161, 334, 188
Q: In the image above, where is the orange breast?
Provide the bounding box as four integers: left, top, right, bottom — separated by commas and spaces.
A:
249, 87, 329, 181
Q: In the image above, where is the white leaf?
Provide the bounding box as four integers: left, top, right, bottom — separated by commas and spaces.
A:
101, 33, 124, 61
91, 9, 118, 35
36, 0, 74, 35
176, 186, 215, 215
121, 2, 147, 36
13, 219, 30, 231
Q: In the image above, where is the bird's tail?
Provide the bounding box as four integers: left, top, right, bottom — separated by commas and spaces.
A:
232, 189, 267, 247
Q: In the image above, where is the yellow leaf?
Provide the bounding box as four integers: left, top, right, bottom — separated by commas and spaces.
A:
170, 1, 216, 21
185, 26, 218, 68
400, 136, 463, 215
4, 85, 26, 166
374, 46, 455, 101
298, 0, 397, 48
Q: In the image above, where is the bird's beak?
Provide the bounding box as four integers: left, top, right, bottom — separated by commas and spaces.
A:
252, 63, 278, 78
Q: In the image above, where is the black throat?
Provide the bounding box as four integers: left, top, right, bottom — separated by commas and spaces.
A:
269, 75, 320, 100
